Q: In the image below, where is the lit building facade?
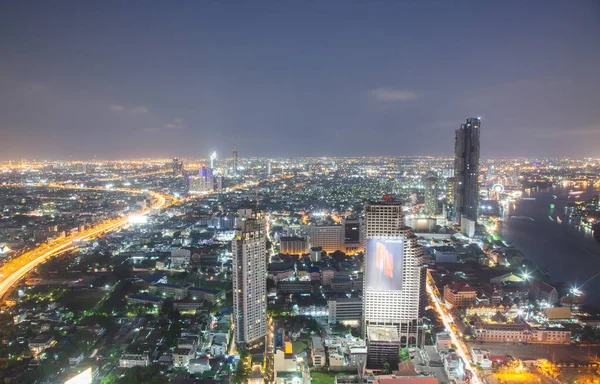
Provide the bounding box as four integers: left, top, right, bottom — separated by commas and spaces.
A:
453, 117, 481, 235
232, 209, 267, 349
303, 225, 344, 254
280, 236, 308, 255
362, 197, 426, 366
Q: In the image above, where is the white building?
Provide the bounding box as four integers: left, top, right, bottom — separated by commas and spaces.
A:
303, 225, 344, 254
362, 198, 426, 358
471, 348, 492, 369
173, 348, 194, 368
189, 358, 211, 374
232, 209, 267, 349
328, 297, 362, 325
119, 354, 150, 368
444, 353, 466, 383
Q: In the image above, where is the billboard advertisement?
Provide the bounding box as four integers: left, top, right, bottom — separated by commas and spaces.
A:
366, 239, 404, 291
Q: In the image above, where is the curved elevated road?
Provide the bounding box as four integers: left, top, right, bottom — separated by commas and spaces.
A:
0, 190, 166, 299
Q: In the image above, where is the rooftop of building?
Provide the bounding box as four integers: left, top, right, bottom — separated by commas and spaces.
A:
152, 282, 186, 289
376, 376, 439, 384
173, 348, 194, 355
29, 334, 54, 344
188, 287, 221, 294
480, 323, 528, 331
367, 326, 400, 342
127, 294, 162, 303
311, 336, 324, 351
446, 281, 477, 293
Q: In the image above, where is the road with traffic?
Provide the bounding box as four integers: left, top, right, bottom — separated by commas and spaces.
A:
0, 189, 167, 299
426, 278, 482, 384
0, 173, 292, 301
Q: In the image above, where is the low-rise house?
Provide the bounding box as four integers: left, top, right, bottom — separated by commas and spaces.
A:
119, 354, 150, 368
311, 336, 326, 367
173, 348, 195, 368
188, 287, 225, 304
189, 358, 211, 375
29, 334, 56, 357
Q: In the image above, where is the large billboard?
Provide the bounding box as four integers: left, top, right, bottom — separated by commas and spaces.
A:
366, 239, 404, 291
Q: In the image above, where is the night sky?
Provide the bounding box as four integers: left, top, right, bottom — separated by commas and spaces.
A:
1, 1, 599, 160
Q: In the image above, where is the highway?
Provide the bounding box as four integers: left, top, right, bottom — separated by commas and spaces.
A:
0, 190, 167, 299
0, 173, 292, 300
426, 279, 482, 384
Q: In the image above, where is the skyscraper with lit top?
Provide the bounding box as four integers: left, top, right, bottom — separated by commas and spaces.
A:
232, 208, 267, 350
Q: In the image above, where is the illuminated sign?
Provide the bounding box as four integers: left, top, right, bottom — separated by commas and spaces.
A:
366, 239, 404, 291
64, 368, 92, 384
383, 194, 392, 201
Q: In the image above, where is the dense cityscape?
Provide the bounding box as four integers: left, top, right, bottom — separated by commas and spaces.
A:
2, 1, 600, 384
1, 132, 600, 383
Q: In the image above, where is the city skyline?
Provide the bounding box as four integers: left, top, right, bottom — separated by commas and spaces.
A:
2, 1, 600, 382
1, 1, 600, 160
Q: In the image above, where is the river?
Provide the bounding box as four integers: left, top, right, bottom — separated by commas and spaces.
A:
499, 185, 600, 306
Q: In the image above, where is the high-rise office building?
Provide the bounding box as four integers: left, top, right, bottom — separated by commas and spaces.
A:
233, 147, 238, 175
267, 161, 272, 176
172, 158, 184, 176
188, 175, 209, 194
362, 197, 426, 368
424, 176, 439, 216
453, 117, 481, 237
232, 209, 267, 350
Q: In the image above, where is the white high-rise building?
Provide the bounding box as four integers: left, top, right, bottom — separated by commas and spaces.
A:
362, 197, 426, 367
232, 209, 267, 349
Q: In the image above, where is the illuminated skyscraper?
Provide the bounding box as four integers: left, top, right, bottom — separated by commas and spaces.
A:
453, 117, 481, 236
210, 152, 217, 169
424, 176, 439, 216
362, 197, 426, 368
232, 209, 267, 350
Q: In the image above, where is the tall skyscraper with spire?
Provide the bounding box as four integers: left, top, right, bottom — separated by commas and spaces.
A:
453, 117, 481, 237
362, 196, 426, 368
232, 208, 267, 350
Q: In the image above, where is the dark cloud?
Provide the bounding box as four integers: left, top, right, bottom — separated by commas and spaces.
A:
0, 1, 599, 159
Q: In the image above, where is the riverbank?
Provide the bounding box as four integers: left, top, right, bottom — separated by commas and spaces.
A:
500, 185, 600, 305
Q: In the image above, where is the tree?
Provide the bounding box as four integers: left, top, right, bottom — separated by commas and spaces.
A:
382, 361, 391, 374
160, 299, 174, 316
400, 348, 410, 362
233, 350, 252, 384
101, 372, 118, 384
